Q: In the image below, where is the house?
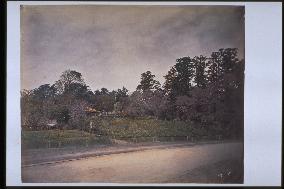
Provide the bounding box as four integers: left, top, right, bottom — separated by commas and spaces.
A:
46, 119, 58, 129
85, 107, 101, 117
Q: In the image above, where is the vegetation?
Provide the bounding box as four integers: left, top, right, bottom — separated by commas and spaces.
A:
21, 48, 244, 147
21, 117, 215, 149
22, 129, 111, 149
89, 117, 194, 138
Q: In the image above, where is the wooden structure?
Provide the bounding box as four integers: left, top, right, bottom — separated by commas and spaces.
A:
46, 119, 58, 130
85, 107, 100, 116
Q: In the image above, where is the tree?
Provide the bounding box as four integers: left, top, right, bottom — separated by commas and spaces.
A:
20, 48, 244, 139
125, 91, 146, 117
21, 89, 46, 130
69, 99, 89, 130
193, 55, 207, 88
136, 71, 161, 92
52, 106, 70, 126
175, 95, 195, 121
188, 87, 210, 125
115, 86, 129, 102
163, 66, 177, 97
63, 82, 93, 103
54, 69, 85, 94
114, 87, 129, 113
174, 57, 195, 96
93, 88, 115, 112
163, 57, 195, 99
32, 84, 56, 100
21, 85, 58, 130
146, 89, 169, 119
100, 88, 109, 95
205, 48, 244, 138
207, 51, 221, 84
219, 49, 243, 138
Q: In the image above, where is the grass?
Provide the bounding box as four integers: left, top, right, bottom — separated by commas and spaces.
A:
93, 117, 196, 138
22, 129, 91, 140
22, 117, 210, 149
22, 129, 111, 149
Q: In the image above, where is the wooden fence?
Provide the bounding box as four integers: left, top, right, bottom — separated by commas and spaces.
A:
22, 134, 223, 149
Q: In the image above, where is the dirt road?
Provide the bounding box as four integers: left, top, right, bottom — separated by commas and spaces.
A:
22, 142, 243, 183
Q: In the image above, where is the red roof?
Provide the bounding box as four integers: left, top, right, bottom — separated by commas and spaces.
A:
85, 107, 99, 113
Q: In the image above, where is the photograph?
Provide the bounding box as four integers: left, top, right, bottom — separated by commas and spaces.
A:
20, 5, 245, 183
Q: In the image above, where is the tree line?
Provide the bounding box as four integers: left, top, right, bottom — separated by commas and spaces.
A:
21, 48, 244, 138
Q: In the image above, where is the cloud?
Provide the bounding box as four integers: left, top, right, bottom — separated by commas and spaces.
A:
21, 5, 244, 92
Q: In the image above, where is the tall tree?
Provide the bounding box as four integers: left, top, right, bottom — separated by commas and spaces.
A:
114, 87, 129, 113
100, 88, 109, 95
163, 66, 177, 97
93, 88, 115, 112
115, 86, 129, 102
193, 55, 207, 88
163, 56, 195, 98
32, 84, 56, 100
207, 51, 220, 84
136, 71, 161, 92
174, 57, 195, 96
69, 99, 90, 130
21, 84, 59, 130
54, 69, 85, 94
125, 91, 146, 117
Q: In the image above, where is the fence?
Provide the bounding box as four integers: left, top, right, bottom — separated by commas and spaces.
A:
22, 134, 224, 149
115, 135, 223, 143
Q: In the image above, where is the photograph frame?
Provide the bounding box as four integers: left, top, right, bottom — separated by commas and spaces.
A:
7, 2, 281, 186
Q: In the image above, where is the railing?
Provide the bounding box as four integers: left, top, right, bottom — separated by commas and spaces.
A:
22, 134, 224, 149
114, 136, 193, 143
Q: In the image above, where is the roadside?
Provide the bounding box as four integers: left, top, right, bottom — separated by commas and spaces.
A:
22, 140, 241, 167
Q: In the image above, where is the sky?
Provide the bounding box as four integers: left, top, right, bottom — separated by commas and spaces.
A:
21, 5, 244, 92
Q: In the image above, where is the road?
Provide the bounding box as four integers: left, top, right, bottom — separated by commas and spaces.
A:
22, 142, 243, 183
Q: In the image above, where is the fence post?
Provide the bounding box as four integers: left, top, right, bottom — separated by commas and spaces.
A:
48, 140, 51, 148
86, 138, 88, 147
186, 136, 189, 141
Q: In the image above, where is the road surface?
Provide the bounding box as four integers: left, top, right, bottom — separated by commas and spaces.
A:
22, 142, 243, 183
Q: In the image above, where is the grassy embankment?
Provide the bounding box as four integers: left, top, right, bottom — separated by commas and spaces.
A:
22, 117, 209, 149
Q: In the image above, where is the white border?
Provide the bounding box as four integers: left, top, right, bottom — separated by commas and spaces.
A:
10, 1, 246, 5
6, 1, 282, 186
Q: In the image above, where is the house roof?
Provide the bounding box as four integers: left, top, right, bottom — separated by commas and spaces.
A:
85, 107, 100, 113
47, 120, 57, 126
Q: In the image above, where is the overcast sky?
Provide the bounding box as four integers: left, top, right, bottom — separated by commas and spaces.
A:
21, 5, 244, 92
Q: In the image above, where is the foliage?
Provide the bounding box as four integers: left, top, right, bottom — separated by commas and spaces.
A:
21, 48, 244, 139
54, 69, 85, 94
88, 117, 194, 138
136, 71, 161, 92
